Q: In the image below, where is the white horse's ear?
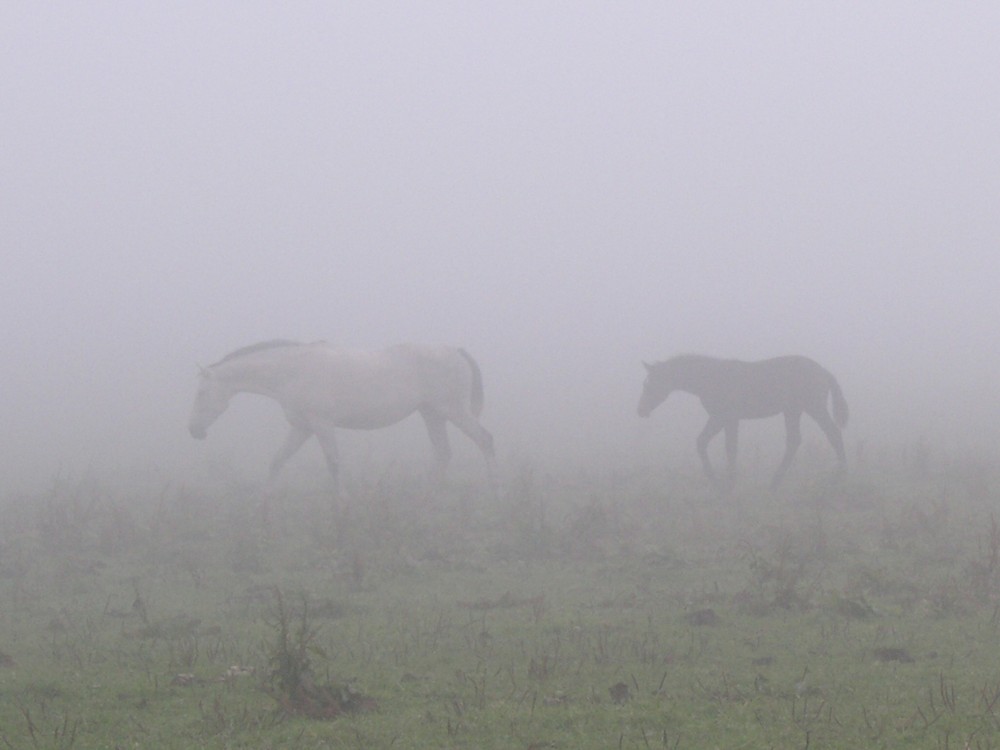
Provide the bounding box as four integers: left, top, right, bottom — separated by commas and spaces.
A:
198, 364, 212, 377
642, 361, 653, 372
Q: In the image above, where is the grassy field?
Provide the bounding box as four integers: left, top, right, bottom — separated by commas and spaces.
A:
1, 454, 999, 749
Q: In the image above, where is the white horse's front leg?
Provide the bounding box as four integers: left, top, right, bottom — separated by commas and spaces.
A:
267, 426, 312, 487
312, 424, 344, 498
253, 426, 312, 530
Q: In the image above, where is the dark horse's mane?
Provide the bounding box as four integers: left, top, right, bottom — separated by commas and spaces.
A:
657, 353, 717, 368
211, 339, 301, 367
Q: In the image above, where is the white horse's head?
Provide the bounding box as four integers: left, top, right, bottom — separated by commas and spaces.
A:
188, 366, 232, 439
637, 361, 672, 418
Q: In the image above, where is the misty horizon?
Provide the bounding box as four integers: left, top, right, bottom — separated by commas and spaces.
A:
3, 3, 998, 490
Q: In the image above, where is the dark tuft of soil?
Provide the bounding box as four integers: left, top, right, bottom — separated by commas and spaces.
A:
609, 681, 631, 704
272, 681, 378, 719
684, 608, 719, 626
872, 647, 914, 663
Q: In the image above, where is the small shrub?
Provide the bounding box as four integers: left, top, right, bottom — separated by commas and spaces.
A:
263, 588, 376, 719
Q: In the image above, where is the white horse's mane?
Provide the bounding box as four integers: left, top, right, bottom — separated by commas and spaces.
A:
210, 339, 301, 367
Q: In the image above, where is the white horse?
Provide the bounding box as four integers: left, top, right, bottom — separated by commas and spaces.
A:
188, 340, 495, 490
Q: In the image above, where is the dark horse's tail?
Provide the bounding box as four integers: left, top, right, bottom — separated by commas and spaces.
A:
828, 372, 849, 429
457, 348, 485, 417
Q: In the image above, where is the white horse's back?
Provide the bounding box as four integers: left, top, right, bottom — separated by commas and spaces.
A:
274, 343, 477, 428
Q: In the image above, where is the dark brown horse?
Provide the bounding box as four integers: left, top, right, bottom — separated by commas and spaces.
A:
637, 355, 848, 486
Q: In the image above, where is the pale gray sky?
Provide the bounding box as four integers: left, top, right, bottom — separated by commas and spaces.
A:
2, 3, 998, 486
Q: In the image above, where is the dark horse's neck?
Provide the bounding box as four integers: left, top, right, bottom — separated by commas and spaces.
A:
666, 355, 729, 396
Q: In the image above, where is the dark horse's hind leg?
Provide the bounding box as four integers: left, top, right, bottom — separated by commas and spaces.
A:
809, 407, 847, 473
724, 421, 739, 484
771, 410, 802, 487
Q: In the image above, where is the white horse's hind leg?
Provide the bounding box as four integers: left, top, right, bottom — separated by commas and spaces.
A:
444, 409, 497, 484
312, 424, 345, 498
419, 407, 452, 484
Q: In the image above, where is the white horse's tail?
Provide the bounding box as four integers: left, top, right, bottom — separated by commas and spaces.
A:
457, 348, 484, 417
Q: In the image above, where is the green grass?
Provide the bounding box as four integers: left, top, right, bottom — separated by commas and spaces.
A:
1, 458, 999, 748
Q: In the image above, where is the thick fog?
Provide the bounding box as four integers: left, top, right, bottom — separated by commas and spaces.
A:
2, 3, 998, 490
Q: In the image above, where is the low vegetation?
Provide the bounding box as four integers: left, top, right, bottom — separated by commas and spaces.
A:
0, 450, 998, 748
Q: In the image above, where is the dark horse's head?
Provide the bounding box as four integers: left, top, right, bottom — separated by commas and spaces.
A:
637, 361, 673, 418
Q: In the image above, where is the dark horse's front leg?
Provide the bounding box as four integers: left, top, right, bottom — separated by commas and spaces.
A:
696, 416, 726, 481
